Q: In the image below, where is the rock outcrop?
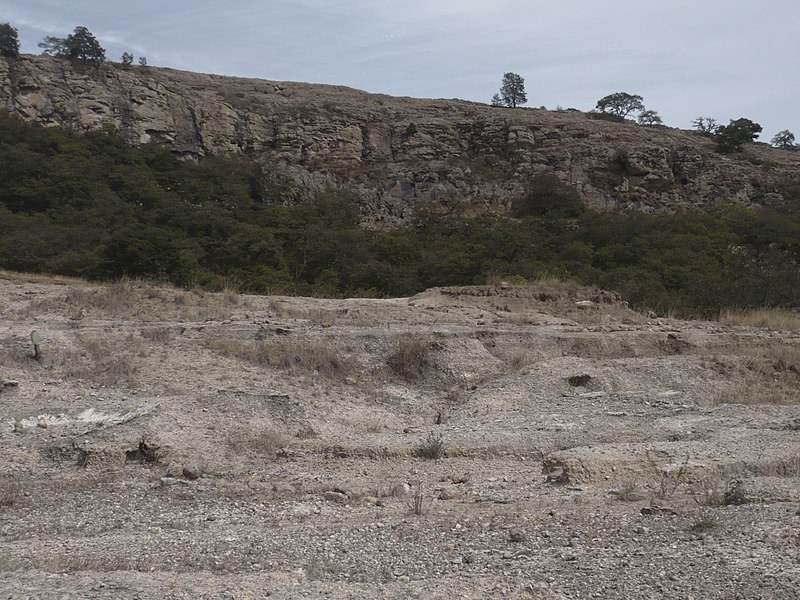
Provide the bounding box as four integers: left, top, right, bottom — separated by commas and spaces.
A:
1, 55, 799, 223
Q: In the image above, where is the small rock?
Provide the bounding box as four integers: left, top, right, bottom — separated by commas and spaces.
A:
439, 487, 462, 501
575, 300, 594, 309
272, 482, 296, 494
182, 465, 203, 481
1, 379, 19, 388
641, 505, 677, 516
164, 463, 183, 478
323, 491, 348, 504
206, 515, 217, 521
509, 528, 527, 543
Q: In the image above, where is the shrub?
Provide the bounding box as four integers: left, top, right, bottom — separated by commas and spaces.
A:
387, 334, 432, 382
513, 174, 582, 218
417, 432, 446, 460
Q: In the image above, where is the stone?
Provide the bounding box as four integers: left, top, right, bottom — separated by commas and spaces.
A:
272, 482, 296, 494
323, 491, 348, 504
182, 464, 203, 481
508, 528, 527, 543
438, 487, 462, 501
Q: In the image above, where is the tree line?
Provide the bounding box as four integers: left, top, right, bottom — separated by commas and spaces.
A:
0, 110, 798, 315
0, 22, 146, 68
490, 72, 797, 152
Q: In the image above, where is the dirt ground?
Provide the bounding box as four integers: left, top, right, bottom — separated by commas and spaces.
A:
1, 274, 799, 599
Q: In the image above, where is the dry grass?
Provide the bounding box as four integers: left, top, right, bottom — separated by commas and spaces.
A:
407, 484, 431, 516
0, 477, 20, 509
504, 352, 536, 373
3, 332, 145, 386
228, 426, 288, 458
387, 334, 433, 382
416, 432, 446, 460
208, 338, 350, 380
13, 277, 237, 322
140, 326, 177, 343
709, 345, 800, 406
719, 307, 800, 331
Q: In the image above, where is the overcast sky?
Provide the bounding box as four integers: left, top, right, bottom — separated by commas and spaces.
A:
5, 1, 799, 141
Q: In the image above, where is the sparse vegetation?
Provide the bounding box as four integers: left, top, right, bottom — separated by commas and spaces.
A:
416, 432, 446, 460
208, 338, 350, 380
690, 510, 719, 532
407, 484, 431, 515
719, 307, 800, 331
387, 334, 433, 382
646, 451, 691, 500
228, 426, 288, 458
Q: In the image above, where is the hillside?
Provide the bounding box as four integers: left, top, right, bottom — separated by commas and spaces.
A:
2, 55, 800, 223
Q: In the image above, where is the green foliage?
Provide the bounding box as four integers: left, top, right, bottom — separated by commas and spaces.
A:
121, 52, 134, 68
637, 110, 662, 126
595, 92, 644, 118
513, 174, 583, 218
772, 130, 797, 151
715, 118, 762, 153
38, 26, 105, 65
0, 23, 20, 58
691, 116, 718, 135
0, 111, 799, 317
493, 73, 527, 108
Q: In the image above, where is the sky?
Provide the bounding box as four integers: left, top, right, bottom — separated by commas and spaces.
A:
4, 0, 799, 141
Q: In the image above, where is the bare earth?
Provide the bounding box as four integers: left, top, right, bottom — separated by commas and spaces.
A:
1, 274, 798, 599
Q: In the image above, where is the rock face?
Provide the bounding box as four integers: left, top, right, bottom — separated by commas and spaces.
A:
1, 55, 799, 223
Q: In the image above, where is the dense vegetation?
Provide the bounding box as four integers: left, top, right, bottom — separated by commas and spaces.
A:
1, 111, 798, 315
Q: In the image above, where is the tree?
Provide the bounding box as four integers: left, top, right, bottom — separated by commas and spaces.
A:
0, 23, 20, 58
138, 56, 147, 67
771, 130, 797, 151
121, 52, 134, 68
595, 92, 644, 118
715, 118, 762, 153
638, 110, 663, 126
38, 26, 105, 64
493, 73, 527, 108
66, 26, 105, 64
691, 116, 718, 135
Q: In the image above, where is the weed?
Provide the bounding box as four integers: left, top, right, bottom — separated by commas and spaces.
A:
228, 427, 288, 458
208, 338, 350, 380
690, 510, 719, 532
719, 307, 800, 331
417, 432, 446, 460
140, 327, 175, 343
693, 477, 727, 507
407, 484, 430, 516
0, 478, 19, 509
506, 352, 535, 373
387, 334, 432, 382
646, 451, 690, 500
613, 481, 644, 502
723, 480, 748, 506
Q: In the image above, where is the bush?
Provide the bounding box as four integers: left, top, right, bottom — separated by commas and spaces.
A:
387, 334, 432, 381
416, 432, 446, 460
513, 174, 583, 218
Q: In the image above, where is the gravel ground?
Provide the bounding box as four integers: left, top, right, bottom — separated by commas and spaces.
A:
1, 275, 799, 598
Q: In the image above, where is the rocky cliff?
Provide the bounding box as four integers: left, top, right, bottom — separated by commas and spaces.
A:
1, 55, 799, 223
